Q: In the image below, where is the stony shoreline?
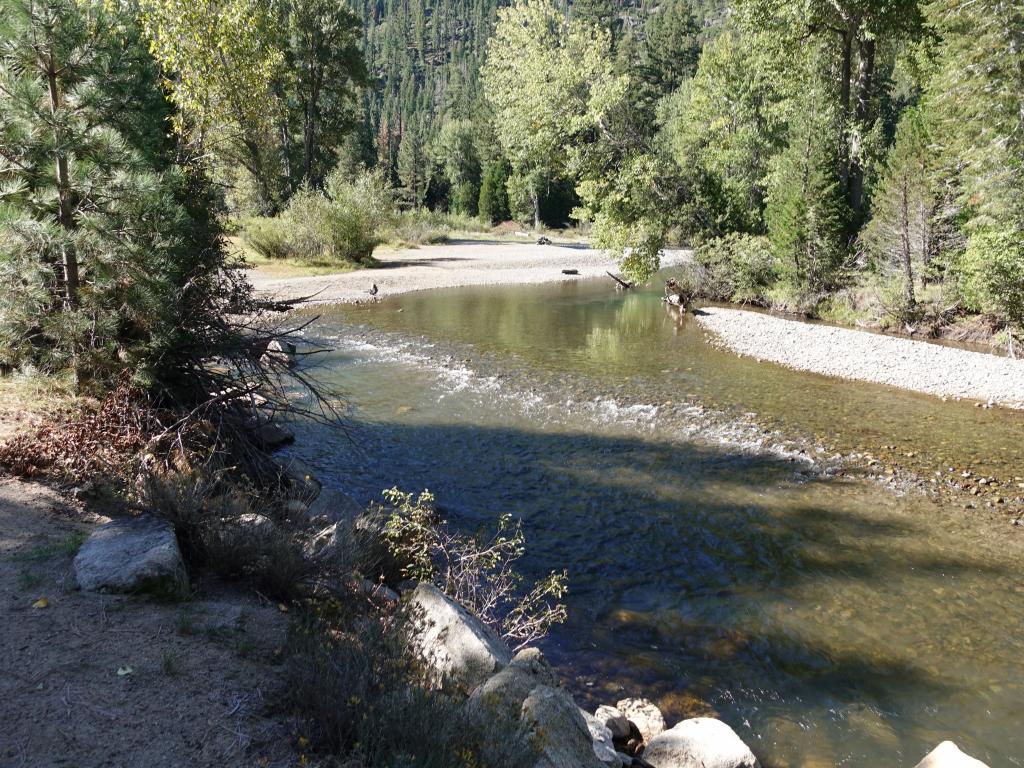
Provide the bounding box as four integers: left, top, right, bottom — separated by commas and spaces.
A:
695, 306, 1024, 409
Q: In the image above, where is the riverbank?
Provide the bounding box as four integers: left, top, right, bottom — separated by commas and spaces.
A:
248, 239, 690, 306
695, 306, 1024, 409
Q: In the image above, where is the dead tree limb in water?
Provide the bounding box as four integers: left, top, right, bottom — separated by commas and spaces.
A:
606, 271, 633, 290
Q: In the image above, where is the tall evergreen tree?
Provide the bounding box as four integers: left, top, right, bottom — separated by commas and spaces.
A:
0, 0, 224, 387
861, 107, 936, 312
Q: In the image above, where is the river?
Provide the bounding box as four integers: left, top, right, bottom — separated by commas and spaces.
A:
281, 276, 1024, 767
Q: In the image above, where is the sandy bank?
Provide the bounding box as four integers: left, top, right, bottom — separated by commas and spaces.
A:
695, 306, 1024, 409
248, 239, 690, 306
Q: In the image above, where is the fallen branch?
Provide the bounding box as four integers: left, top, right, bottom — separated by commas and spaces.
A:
606, 271, 632, 290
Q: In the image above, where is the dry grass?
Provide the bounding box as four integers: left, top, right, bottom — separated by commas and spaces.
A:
0, 371, 77, 443
228, 235, 359, 279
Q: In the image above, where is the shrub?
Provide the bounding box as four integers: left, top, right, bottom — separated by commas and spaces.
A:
956, 230, 1024, 335
140, 467, 316, 601
693, 233, 776, 303
241, 216, 294, 261
286, 607, 536, 767
379, 488, 567, 650
241, 169, 395, 265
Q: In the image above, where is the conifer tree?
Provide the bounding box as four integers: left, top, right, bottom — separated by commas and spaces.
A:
861, 107, 936, 313
766, 84, 850, 298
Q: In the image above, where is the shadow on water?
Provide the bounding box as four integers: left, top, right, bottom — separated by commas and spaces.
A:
286, 411, 1023, 766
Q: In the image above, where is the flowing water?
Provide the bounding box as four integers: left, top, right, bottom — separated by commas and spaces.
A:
283, 276, 1024, 767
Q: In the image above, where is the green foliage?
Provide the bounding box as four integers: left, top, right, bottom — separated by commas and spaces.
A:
0, 0, 229, 388
660, 27, 790, 237
243, 169, 394, 264
766, 85, 851, 299
478, 161, 512, 223
380, 487, 568, 649
957, 231, 1024, 331
861, 107, 937, 314
923, 0, 1024, 232
693, 233, 776, 303
482, 0, 623, 228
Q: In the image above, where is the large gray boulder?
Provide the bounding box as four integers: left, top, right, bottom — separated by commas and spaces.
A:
73, 516, 187, 597
521, 685, 605, 768
407, 583, 512, 693
642, 718, 758, 768
306, 487, 363, 524
913, 742, 990, 768
468, 647, 557, 720
616, 698, 666, 745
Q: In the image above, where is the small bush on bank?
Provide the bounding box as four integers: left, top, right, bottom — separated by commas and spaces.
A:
242, 169, 394, 265
692, 233, 776, 304
379, 488, 568, 650
286, 605, 536, 768
955, 230, 1024, 343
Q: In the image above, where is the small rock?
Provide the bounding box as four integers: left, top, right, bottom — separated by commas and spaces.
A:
595, 704, 631, 739
616, 697, 666, 744
407, 583, 512, 693
642, 718, 759, 768
581, 708, 621, 767
913, 741, 990, 768
73, 516, 188, 597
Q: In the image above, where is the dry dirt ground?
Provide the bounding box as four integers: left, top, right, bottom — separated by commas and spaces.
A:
0, 476, 297, 768
248, 238, 691, 306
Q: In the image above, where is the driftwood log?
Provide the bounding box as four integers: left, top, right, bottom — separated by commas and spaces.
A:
606, 271, 633, 290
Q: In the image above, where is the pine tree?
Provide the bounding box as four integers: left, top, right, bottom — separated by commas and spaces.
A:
861, 107, 936, 313
397, 124, 427, 207
766, 85, 850, 298
0, 0, 225, 388
478, 160, 511, 223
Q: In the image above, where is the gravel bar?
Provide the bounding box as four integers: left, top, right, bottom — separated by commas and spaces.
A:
696, 306, 1024, 409
249, 239, 690, 306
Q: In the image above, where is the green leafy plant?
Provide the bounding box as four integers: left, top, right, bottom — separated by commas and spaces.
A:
380, 488, 567, 649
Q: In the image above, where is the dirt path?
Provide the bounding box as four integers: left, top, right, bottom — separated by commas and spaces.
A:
0, 476, 296, 768
248, 239, 691, 306
696, 306, 1024, 409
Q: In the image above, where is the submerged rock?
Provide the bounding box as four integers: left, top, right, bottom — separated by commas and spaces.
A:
407, 582, 512, 693
521, 685, 604, 768
616, 698, 666, 745
913, 742, 990, 768
642, 718, 758, 768
73, 516, 187, 597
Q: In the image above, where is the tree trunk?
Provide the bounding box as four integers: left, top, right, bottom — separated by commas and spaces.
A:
849, 36, 876, 222
899, 179, 915, 310
303, 100, 315, 187
46, 55, 78, 308
530, 179, 540, 231
837, 21, 855, 191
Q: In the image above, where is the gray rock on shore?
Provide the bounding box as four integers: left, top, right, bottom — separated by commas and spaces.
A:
73, 516, 187, 597
407, 582, 512, 692
521, 685, 605, 768
581, 708, 627, 767
616, 697, 666, 744
914, 742, 990, 768
642, 718, 759, 768
594, 704, 631, 740
468, 647, 557, 720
